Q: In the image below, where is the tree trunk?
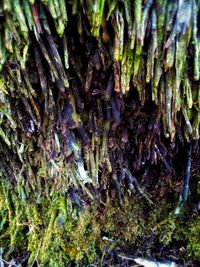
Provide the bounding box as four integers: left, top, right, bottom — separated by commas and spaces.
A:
0, 0, 199, 266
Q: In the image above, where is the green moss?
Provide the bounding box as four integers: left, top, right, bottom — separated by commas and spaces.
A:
100, 197, 146, 243
186, 215, 200, 258
173, 211, 200, 260
0, 174, 200, 265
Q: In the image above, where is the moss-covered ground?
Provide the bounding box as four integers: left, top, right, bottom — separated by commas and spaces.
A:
0, 155, 199, 266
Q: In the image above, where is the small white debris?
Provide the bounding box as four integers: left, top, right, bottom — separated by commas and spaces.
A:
134, 257, 177, 267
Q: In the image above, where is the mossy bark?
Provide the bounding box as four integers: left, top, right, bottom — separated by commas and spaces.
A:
0, 0, 200, 266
